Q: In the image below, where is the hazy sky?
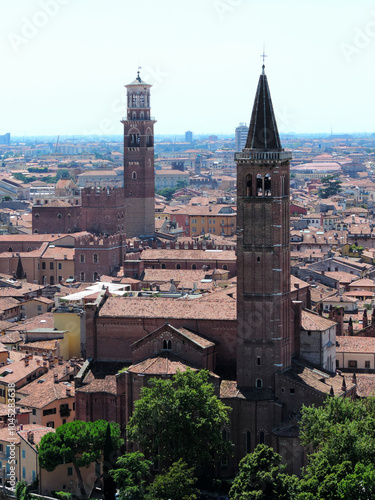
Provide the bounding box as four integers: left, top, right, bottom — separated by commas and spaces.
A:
1, 0, 375, 137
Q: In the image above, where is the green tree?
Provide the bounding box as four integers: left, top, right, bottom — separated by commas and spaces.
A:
111, 452, 152, 500
103, 422, 117, 500
298, 397, 375, 499
318, 175, 342, 198
145, 459, 198, 500
157, 187, 176, 201
38, 420, 122, 498
127, 369, 232, 471
229, 444, 299, 500
15, 481, 31, 500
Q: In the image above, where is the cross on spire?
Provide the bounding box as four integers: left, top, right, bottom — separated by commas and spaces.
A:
260, 47, 267, 74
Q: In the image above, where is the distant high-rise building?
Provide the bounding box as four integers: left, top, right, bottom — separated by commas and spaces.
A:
122, 71, 156, 238
0, 133, 10, 146
235, 123, 248, 152
185, 130, 193, 143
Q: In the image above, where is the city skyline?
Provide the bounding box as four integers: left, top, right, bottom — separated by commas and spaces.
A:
2, 0, 375, 137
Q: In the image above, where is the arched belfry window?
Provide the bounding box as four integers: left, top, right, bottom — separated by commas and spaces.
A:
256, 174, 263, 197
132, 111, 136, 120
256, 378, 262, 388
132, 171, 137, 180
162, 340, 172, 350
246, 174, 252, 197
264, 174, 271, 197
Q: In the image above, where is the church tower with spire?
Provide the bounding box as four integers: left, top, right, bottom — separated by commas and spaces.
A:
122, 72, 156, 238
236, 64, 293, 391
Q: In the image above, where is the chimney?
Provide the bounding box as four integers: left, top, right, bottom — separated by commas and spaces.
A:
66, 388, 71, 397
36, 359, 40, 365
58, 356, 63, 365
27, 431, 34, 444
43, 361, 48, 369
24, 358, 29, 367
48, 358, 54, 368
54, 374, 58, 384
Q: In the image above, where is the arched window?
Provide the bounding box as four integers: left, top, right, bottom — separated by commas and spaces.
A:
176, 264, 181, 270
246, 431, 251, 454
50, 276, 54, 285
93, 254, 98, 264
35, 213, 39, 219
161, 263, 166, 269
246, 174, 252, 197
34, 229, 38, 234
256, 174, 263, 197
80, 272, 85, 281
222, 264, 228, 270
57, 214, 62, 219
264, 174, 271, 197
27, 247, 31, 252
256, 378, 262, 388
8, 247, 12, 252
118, 214, 120, 219
93, 272, 99, 281
132, 111, 136, 120
80, 254, 85, 263
192, 264, 197, 270
140, 112, 144, 119
132, 171, 137, 180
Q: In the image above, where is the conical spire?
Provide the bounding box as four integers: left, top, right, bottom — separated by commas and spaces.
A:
245, 66, 282, 151
16, 255, 24, 280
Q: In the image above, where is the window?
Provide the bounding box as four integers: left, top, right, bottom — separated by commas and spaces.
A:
257, 356, 261, 366
161, 263, 166, 269
162, 340, 171, 350
289, 388, 295, 395
336, 359, 339, 368
57, 214, 62, 219
50, 262, 54, 270
80, 254, 85, 263
222, 264, 228, 270
22, 467, 26, 479
42, 262, 46, 270
80, 272, 85, 281
8, 247, 12, 253
348, 360, 357, 368
246, 431, 251, 454
35, 214, 39, 219
58, 263, 62, 270
246, 174, 252, 197
264, 174, 271, 196
256, 174, 263, 196
22, 450, 25, 459
93, 254, 98, 264
32, 470, 36, 481
43, 408, 56, 416
47, 421, 54, 428
176, 264, 181, 270
32, 409, 36, 416
132, 171, 137, 179
365, 361, 371, 369
256, 378, 262, 388
191, 264, 197, 270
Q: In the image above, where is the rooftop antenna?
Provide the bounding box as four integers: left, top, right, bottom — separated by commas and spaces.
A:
260, 45, 267, 74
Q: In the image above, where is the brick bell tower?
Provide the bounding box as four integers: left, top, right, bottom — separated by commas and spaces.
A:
236, 63, 293, 391
122, 71, 156, 238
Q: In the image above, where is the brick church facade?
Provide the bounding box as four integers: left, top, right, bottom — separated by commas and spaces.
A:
75, 67, 356, 475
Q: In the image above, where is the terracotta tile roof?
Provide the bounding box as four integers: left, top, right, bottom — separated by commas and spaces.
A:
1, 331, 23, 344
127, 351, 220, 377
99, 296, 236, 321
324, 271, 357, 284
281, 359, 355, 396
0, 297, 20, 312
348, 278, 375, 288
0, 424, 52, 444
42, 247, 75, 260
17, 426, 55, 450
7, 313, 54, 332
220, 380, 276, 401
75, 374, 117, 395
140, 249, 236, 262
18, 364, 76, 409
350, 373, 375, 397
301, 310, 336, 331
0, 283, 42, 298
336, 335, 375, 353
0, 355, 46, 385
